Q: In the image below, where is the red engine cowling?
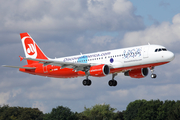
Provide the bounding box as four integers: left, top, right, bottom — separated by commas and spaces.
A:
124, 68, 148, 78
89, 64, 110, 77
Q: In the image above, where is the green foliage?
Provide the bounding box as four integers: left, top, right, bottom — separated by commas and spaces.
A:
124, 99, 147, 120
124, 99, 180, 120
0, 105, 43, 120
136, 99, 163, 120
1, 100, 180, 120
114, 111, 125, 120
82, 104, 116, 120
165, 100, 180, 120
75, 112, 89, 120
157, 100, 176, 120
43, 106, 78, 120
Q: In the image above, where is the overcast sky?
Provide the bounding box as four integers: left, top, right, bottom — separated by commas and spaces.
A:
0, 0, 180, 113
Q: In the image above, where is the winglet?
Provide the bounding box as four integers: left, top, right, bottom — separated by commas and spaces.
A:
19, 56, 24, 61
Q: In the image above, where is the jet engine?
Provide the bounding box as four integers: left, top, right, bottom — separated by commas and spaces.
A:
124, 68, 148, 78
89, 64, 110, 77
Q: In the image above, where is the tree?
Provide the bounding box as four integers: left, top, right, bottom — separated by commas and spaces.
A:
82, 104, 116, 120
0, 105, 43, 120
167, 100, 180, 120
114, 111, 125, 120
44, 106, 77, 120
75, 112, 89, 120
136, 99, 163, 120
124, 99, 147, 120
156, 100, 175, 120
18, 108, 43, 120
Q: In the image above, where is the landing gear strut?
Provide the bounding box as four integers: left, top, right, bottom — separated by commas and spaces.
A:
108, 73, 118, 86
150, 67, 157, 78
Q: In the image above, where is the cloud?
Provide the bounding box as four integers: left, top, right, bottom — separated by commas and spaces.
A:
92, 36, 113, 45
0, 92, 10, 105
121, 13, 180, 50
32, 101, 48, 112
0, 0, 144, 33
159, 1, 170, 8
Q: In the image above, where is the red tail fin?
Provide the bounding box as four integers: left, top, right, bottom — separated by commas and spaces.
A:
20, 33, 48, 64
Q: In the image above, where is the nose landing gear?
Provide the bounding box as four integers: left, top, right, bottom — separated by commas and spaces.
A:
150, 67, 157, 78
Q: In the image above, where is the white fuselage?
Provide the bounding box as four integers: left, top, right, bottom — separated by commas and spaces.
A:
53, 44, 174, 71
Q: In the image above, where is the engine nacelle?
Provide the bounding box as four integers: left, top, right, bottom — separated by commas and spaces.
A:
89, 64, 110, 77
124, 68, 148, 78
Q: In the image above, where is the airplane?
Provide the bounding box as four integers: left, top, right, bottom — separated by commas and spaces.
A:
3, 32, 175, 87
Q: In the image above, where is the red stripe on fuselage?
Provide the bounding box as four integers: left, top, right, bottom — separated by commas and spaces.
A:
110, 61, 169, 73
19, 62, 169, 78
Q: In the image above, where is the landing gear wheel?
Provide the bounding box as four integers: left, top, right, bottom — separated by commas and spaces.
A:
108, 80, 117, 86
113, 80, 117, 86
82, 79, 92, 86
151, 74, 157, 78
108, 80, 113, 86
82, 79, 87, 86
87, 80, 91, 86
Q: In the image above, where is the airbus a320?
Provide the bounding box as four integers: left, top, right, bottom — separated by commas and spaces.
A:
3, 33, 175, 87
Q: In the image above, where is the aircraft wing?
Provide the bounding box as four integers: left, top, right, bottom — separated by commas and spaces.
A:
2, 65, 36, 69
24, 57, 92, 71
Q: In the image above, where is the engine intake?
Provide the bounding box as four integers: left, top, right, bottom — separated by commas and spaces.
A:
124, 68, 148, 78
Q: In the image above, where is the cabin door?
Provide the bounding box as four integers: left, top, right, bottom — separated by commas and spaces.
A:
43, 66, 48, 73
143, 46, 149, 58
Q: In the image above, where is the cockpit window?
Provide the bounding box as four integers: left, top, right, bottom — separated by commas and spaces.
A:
155, 48, 167, 52
162, 48, 167, 51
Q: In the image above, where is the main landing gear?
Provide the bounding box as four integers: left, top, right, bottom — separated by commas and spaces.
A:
82, 73, 118, 87
150, 67, 157, 78
82, 75, 92, 86
82, 79, 91, 86
108, 73, 118, 87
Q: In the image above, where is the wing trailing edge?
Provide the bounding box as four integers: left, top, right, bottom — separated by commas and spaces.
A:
2, 65, 36, 69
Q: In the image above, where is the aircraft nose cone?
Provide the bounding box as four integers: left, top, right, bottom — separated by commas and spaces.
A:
168, 51, 175, 61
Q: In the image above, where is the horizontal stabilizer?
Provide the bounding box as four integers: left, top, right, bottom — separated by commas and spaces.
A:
2, 65, 36, 69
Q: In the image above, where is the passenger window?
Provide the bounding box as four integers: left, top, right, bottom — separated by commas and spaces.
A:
155, 49, 158, 52
159, 49, 162, 51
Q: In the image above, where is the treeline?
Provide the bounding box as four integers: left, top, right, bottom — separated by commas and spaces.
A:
1, 99, 180, 120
